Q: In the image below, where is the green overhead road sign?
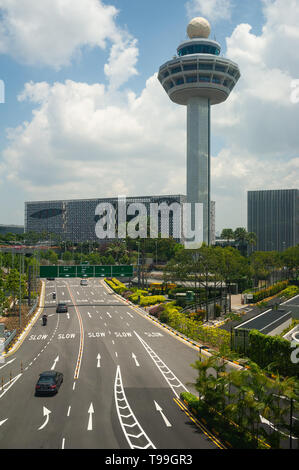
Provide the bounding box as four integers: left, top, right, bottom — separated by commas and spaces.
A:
40, 265, 134, 279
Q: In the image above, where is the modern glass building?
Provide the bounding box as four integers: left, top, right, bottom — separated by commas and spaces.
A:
247, 189, 299, 252
25, 195, 187, 243
25, 195, 216, 244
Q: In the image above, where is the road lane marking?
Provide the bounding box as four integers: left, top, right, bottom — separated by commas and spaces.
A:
106, 312, 112, 318
87, 312, 92, 318
114, 366, 156, 449
0, 358, 16, 370
38, 407, 51, 431
97, 354, 101, 368
51, 355, 59, 370
173, 398, 225, 449
66, 283, 84, 380
134, 331, 189, 399
154, 401, 172, 427
67, 406, 71, 417
0, 418, 8, 426
127, 312, 134, 318
132, 353, 140, 367
87, 403, 94, 431
62, 438, 65, 449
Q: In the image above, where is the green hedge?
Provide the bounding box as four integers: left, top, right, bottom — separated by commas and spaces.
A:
280, 285, 299, 299
139, 295, 166, 306
248, 329, 299, 376
252, 281, 289, 303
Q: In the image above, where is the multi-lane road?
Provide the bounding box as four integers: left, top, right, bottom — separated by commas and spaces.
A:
0, 279, 223, 450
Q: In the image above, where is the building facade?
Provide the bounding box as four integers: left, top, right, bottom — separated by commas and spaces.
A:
25, 195, 187, 243
247, 189, 299, 251
25, 195, 216, 245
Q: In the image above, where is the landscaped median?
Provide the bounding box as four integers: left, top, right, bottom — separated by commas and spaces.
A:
104, 278, 231, 353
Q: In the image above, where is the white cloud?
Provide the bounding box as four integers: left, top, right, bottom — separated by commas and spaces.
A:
2, 76, 186, 202
186, 0, 232, 23
0, 0, 139, 88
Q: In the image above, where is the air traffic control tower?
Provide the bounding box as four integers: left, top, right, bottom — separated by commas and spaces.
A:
158, 17, 240, 245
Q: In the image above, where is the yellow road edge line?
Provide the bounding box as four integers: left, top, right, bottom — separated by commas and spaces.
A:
173, 398, 226, 450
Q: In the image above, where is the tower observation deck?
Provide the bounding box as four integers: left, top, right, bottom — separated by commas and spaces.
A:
158, 17, 240, 245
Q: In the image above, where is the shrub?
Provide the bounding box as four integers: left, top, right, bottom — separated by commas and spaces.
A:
280, 285, 299, 299
251, 281, 288, 303
140, 295, 166, 306
148, 304, 165, 317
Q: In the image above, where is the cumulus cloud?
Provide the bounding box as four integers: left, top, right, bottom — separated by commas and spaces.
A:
186, 0, 232, 22
2, 76, 185, 201
0, 0, 139, 88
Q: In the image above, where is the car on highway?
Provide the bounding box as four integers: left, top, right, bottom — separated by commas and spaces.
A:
35, 371, 63, 395
56, 302, 68, 313
47, 277, 55, 281
80, 279, 88, 286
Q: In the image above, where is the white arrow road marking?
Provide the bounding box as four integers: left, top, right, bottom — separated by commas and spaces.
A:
0, 418, 8, 426
0, 358, 16, 370
38, 407, 51, 430
132, 353, 140, 367
51, 355, 59, 370
97, 354, 101, 368
154, 401, 172, 427
87, 403, 94, 431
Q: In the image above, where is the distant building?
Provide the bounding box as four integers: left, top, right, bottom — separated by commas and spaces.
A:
247, 189, 299, 251
25, 196, 216, 246
0, 224, 24, 235
25, 195, 187, 244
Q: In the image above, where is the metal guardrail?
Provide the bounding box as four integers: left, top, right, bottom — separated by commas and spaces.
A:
27, 297, 38, 317
3, 329, 16, 348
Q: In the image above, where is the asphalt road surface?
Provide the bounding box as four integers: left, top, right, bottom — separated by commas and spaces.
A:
0, 279, 222, 450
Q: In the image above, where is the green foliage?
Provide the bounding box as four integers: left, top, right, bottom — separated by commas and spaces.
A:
139, 295, 166, 306
251, 280, 288, 302
280, 285, 299, 299
248, 329, 298, 376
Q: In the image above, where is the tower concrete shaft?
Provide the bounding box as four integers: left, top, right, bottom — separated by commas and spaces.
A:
158, 17, 240, 247
187, 96, 210, 244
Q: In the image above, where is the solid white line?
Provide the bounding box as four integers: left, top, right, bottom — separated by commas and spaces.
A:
260, 311, 291, 332
67, 406, 71, 417
62, 438, 65, 449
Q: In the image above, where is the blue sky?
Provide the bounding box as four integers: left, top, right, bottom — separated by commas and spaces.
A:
0, 0, 298, 233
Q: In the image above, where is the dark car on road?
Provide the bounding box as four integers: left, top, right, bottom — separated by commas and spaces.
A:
35, 371, 63, 395
47, 277, 55, 281
56, 302, 68, 313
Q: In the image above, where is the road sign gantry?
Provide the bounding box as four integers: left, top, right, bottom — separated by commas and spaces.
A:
39, 265, 134, 278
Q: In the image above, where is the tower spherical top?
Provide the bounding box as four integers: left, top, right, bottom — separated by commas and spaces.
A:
187, 17, 211, 39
